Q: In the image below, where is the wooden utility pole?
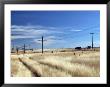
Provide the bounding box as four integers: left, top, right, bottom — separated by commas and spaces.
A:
23, 44, 26, 53
90, 33, 94, 49
29, 44, 30, 50
16, 46, 19, 54
11, 43, 14, 52
38, 36, 47, 54
12, 43, 14, 50
42, 36, 43, 53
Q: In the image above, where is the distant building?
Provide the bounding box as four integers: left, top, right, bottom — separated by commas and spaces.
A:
75, 47, 82, 50
87, 46, 91, 49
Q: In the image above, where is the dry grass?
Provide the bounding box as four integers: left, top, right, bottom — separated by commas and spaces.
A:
11, 50, 100, 77
11, 57, 34, 77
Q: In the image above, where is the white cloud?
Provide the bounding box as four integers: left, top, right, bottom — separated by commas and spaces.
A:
11, 25, 44, 29
11, 35, 35, 40
11, 25, 63, 40
11, 25, 59, 30
44, 36, 56, 39
33, 35, 65, 46
11, 29, 44, 40
34, 36, 56, 45
71, 29, 82, 32
12, 29, 26, 32
34, 39, 54, 46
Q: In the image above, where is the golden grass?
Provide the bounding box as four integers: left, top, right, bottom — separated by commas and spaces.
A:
11, 57, 34, 77
32, 56, 99, 77
19, 58, 71, 77
11, 50, 100, 77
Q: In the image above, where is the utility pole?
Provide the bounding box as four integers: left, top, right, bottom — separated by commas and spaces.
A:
90, 33, 94, 49
16, 46, 19, 54
12, 43, 14, 52
42, 36, 43, 53
23, 44, 26, 54
13, 43, 14, 50
38, 36, 47, 54
29, 44, 30, 50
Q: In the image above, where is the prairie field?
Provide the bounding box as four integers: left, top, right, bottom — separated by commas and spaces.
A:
11, 49, 100, 77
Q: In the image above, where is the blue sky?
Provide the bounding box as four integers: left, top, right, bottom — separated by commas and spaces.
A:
11, 11, 100, 49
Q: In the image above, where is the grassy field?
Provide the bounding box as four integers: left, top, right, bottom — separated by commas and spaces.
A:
11, 49, 100, 77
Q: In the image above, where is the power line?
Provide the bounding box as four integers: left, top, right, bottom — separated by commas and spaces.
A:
56, 25, 99, 40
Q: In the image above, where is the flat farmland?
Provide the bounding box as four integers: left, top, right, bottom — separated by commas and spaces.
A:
11, 50, 100, 77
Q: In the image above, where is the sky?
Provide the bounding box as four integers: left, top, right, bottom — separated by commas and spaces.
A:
11, 11, 100, 49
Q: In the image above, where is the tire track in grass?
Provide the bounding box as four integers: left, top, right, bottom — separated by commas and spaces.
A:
30, 58, 76, 76
20, 55, 98, 77
35, 59, 99, 77
19, 58, 72, 77
11, 58, 35, 77
19, 58, 42, 77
